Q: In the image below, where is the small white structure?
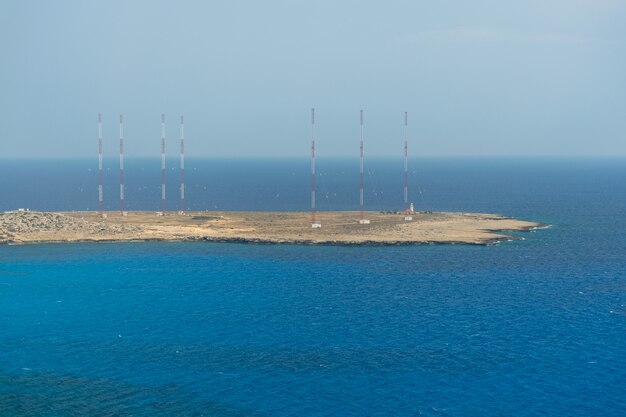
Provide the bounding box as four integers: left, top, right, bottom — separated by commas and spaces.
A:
404, 202, 415, 220
311, 222, 322, 229
156, 211, 164, 217
122, 211, 128, 217
359, 219, 370, 225
178, 210, 185, 216
101, 213, 108, 219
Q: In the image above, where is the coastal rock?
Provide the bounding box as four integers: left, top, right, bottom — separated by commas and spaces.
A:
0, 211, 141, 243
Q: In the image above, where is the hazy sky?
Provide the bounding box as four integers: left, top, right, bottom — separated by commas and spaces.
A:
0, 0, 625, 157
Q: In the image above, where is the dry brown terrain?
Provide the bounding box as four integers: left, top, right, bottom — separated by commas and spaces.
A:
0, 210, 546, 246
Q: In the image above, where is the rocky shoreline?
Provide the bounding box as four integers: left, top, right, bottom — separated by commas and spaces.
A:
0, 211, 141, 244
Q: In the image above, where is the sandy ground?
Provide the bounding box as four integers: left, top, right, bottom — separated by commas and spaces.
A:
0, 210, 546, 246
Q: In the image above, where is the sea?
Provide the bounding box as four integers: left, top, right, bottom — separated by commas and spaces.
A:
0, 157, 625, 416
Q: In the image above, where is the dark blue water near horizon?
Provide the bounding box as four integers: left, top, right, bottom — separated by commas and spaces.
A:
1, 158, 625, 416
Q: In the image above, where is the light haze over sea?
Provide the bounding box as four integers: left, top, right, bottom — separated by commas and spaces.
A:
1, 1, 625, 158
1, 1, 626, 416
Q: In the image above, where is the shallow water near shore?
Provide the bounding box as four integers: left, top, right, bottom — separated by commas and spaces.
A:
1, 158, 625, 416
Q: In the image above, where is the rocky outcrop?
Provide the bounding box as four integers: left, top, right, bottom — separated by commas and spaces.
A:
0, 211, 141, 243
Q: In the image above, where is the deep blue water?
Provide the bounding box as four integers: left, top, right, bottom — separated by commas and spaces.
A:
0, 158, 625, 416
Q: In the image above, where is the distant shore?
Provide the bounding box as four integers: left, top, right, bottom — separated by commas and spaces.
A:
0, 210, 547, 246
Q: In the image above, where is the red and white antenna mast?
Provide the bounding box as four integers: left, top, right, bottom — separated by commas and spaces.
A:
161, 113, 166, 213
311, 108, 321, 228
119, 114, 125, 215
403, 111, 412, 221
98, 113, 103, 216
359, 110, 369, 224
180, 115, 185, 213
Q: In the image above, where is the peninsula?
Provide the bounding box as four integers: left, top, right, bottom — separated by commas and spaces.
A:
0, 210, 546, 246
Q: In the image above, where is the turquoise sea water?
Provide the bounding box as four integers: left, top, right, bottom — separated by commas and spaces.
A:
0, 158, 625, 416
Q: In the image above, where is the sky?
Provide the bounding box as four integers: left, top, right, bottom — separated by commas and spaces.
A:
0, 0, 625, 158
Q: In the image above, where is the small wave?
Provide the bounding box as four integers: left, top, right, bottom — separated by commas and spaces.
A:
530, 224, 552, 230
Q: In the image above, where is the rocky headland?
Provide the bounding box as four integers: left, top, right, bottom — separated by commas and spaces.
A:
0, 210, 547, 246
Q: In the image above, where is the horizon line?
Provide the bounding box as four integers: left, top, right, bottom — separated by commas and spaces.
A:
2, 154, 626, 160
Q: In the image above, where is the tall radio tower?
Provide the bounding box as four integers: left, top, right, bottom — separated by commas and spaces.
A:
359, 110, 369, 224
161, 113, 166, 213
403, 111, 412, 221
311, 108, 321, 228
119, 114, 125, 215
98, 113, 103, 216
180, 115, 185, 213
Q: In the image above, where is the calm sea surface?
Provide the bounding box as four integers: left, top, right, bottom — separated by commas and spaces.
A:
0, 158, 625, 416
